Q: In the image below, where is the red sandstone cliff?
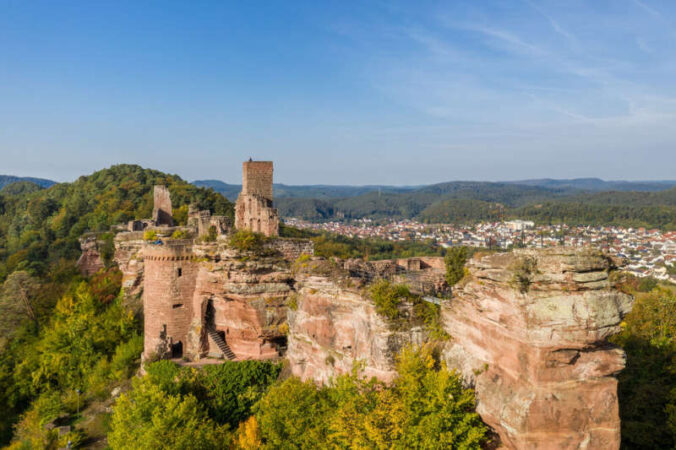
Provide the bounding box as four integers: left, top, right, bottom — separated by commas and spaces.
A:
101, 233, 633, 449
287, 273, 428, 383
442, 248, 632, 450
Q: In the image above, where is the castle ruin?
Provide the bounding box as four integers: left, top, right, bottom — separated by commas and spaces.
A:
77, 159, 633, 449
235, 160, 279, 237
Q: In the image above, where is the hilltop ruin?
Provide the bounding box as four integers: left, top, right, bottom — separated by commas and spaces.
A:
77, 160, 633, 449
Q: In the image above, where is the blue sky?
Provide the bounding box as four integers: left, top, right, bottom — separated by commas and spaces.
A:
1, 0, 675, 184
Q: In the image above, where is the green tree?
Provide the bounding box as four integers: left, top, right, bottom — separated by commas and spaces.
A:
610, 287, 676, 449
0, 271, 40, 336
254, 346, 487, 449
108, 377, 229, 450
444, 246, 469, 286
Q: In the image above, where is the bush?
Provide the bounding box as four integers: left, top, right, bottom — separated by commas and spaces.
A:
170, 229, 189, 239
445, 246, 468, 286
229, 230, 266, 253
368, 280, 447, 338
369, 279, 414, 321
143, 230, 158, 241
200, 226, 218, 243
189, 360, 281, 427
610, 287, 676, 448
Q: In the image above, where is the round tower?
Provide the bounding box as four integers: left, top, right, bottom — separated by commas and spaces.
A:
142, 242, 197, 360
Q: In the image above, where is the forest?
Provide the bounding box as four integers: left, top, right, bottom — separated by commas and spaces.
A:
268, 183, 676, 229
0, 165, 673, 448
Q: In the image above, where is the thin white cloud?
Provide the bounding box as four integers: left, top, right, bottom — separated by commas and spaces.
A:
452, 22, 548, 57
523, 0, 577, 45
631, 0, 663, 19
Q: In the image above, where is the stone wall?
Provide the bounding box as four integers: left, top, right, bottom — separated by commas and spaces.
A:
235, 194, 279, 237
241, 160, 273, 199
265, 238, 314, 261
235, 160, 279, 237
142, 243, 198, 359
152, 185, 173, 226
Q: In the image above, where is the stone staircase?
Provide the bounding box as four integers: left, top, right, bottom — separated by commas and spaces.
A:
207, 328, 236, 360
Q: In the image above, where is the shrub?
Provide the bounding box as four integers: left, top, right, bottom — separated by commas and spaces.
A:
143, 230, 158, 241
229, 230, 266, 252
445, 246, 469, 286
610, 287, 676, 448
287, 294, 298, 311
511, 256, 537, 293
368, 280, 447, 338
200, 226, 218, 243
170, 229, 189, 239
369, 279, 414, 321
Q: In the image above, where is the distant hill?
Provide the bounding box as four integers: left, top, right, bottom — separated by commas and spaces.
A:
192, 179, 415, 201
0, 181, 44, 196
0, 175, 55, 190
274, 182, 570, 220
194, 177, 676, 228
508, 178, 676, 192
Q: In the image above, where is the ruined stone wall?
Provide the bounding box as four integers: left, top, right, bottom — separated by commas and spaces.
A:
265, 238, 314, 261
152, 185, 173, 226
235, 161, 279, 237
142, 244, 198, 359
241, 161, 273, 199
235, 194, 279, 237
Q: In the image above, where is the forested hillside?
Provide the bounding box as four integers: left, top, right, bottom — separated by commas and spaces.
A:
275, 185, 676, 229
0, 175, 55, 191
0, 164, 232, 281
193, 179, 415, 201
0, 165, 233, 446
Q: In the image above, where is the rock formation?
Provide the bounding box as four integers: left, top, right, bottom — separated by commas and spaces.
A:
76, 234, 106, 276
442, 248, 632, 450
285, 257, 448, 383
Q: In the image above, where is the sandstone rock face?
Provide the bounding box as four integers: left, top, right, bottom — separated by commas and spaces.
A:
442, 248, 633, 450
113, 232, 145, 313
76, 235, 105, 276
287, 271, 428, 384
186, 244, 294, 360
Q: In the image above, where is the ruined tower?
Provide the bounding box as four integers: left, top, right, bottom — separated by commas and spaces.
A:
153, 185, 173, 226
142, 243, 197, 360
235, 160, 279, 237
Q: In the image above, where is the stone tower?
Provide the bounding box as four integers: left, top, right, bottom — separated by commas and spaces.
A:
153, 185, 173, 226
142, 244, 198, 360
235, 160, 279, 236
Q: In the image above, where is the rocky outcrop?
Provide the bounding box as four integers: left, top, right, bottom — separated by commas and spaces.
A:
113, 232, 145, 313
287, 273, 427, 383
76, 235, 106, 276
285, 257, 446, 384
186, 244, 294, 360
442, 248, 633, 450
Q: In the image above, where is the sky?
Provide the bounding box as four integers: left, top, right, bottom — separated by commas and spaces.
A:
1, 0, 676, 185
